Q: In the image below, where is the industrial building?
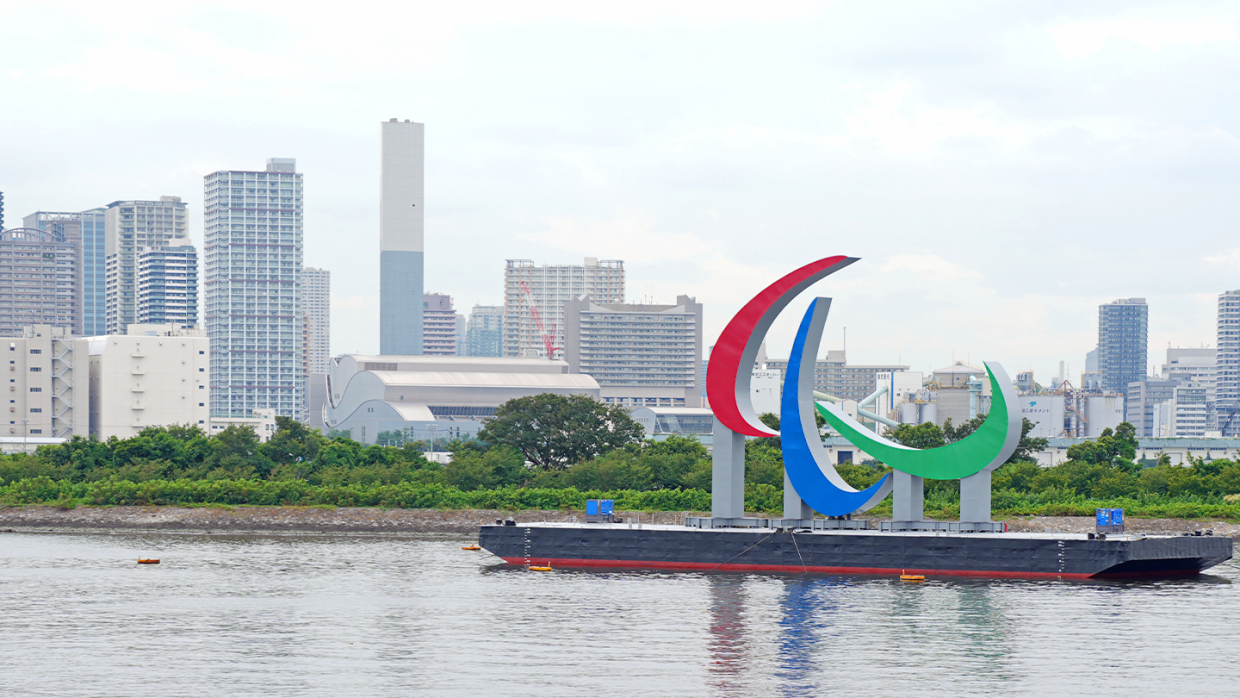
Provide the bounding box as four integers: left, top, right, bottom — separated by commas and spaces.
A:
563, 294, 703, 408
1018, 392, 1125, 439
0, 227, 82, 336
379, 119, 424, 356
321, 354, 600, 444
203, 159, 306, 421
503, 258, 624, 359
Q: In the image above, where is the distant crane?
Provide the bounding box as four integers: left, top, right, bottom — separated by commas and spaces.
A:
519, 280, 560, 359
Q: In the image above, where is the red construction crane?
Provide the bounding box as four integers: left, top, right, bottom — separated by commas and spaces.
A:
520, 280, 560, 359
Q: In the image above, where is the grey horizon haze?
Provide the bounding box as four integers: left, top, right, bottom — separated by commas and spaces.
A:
2, 1, 1239, 383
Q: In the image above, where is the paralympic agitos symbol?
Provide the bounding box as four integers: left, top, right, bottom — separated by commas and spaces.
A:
705, 256, 1022, 517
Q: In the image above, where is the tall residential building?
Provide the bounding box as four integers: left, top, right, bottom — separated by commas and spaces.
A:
1098, 298, 1148, 417
24, 209, 107, 336
765, 350, 909, 403
504, 258, 625, 358
0, 227, 82, 336
379, 119, 424, 355
0, 191, 5, 230
103, 196, 189, 334
423, 293, 462, 355
302, 267, 330, 373
464, 305, 504, 357
204, 158, 305, 421
1219, 290, 1240, 436
136, 244, 198, 328
563, 294, 703, 408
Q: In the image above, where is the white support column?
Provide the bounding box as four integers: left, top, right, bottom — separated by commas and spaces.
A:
960, 470, 992, 523
892, 470, 924, 522
711, 418, 746, 519
783, 470, 813, 521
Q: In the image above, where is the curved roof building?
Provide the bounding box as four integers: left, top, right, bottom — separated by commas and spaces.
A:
323, 354, 600, 444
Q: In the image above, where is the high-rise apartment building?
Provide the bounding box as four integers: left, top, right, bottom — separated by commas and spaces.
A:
0, 227, 82, 336
1218, 290, 1240, 436
103, 196, 189, 334
563, 295, 703, 408
24, 209, 107, 336
0, 191, 5, 230
423, 293, 462, 355
465, 305, 504, 357
136, 245, 198, 328
302, 267, 330, 373
204, 158, 305, 421
1098, 298, 1148, 418
379, 119, 424, 355
504, 258, 624, 358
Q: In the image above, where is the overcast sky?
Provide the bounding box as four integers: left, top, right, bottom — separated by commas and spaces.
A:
3, 1, 1238, 382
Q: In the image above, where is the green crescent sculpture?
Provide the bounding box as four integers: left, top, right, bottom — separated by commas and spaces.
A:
816, 362, 1023, 480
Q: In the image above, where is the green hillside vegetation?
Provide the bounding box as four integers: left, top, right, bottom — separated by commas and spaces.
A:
1, 396, 1239, 520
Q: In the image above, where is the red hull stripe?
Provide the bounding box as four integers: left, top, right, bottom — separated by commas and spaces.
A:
502, 557, 1199, 580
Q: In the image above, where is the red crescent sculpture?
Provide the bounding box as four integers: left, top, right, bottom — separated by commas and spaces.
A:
705, 255, 858, 437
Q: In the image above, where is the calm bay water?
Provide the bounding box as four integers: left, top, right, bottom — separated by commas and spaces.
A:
2, 531, 1238, 697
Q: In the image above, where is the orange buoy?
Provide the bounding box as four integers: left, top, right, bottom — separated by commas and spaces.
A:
137, 558, 160, 565
899, 569, 924, 582
528, 564, 553, 572
462, 544, 482, 551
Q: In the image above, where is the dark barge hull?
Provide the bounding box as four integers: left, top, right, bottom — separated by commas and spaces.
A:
478, 524, 1233, 579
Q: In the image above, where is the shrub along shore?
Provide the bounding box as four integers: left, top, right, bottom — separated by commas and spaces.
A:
1, 397, 1239, 522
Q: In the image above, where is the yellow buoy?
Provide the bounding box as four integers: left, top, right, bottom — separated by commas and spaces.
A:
899, 569, 924, 582
528, 564, 553, 572
462, 544, 482, 551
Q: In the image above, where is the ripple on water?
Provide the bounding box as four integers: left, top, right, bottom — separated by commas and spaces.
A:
1, 532, 1237, 697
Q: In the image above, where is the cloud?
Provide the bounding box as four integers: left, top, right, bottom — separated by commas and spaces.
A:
1049, 17, 1239, 59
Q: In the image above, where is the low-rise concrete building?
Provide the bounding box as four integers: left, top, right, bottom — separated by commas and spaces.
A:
1, 325, 88, 440
87, 324, 209, 439
209, 408, 278, 442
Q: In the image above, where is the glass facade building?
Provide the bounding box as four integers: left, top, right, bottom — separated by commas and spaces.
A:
465, 305, 504, 357
204, 158, 305, 421
24, 209, 106, 336
1098, 298, 1149, 420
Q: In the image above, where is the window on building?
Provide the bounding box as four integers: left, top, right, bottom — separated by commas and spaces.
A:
30, 408, 41, 413
29, 349, 40, 354
30, 388, 41, 392
31, 429, 42, 434
30, 367, 40, 372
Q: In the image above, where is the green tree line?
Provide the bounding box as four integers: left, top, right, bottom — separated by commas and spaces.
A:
1, 394, 1239, 519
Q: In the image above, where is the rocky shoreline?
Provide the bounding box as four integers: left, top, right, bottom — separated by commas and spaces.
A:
1, 505, 1237, 538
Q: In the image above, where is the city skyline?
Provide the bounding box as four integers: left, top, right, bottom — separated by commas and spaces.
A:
3, 3, 1240, 383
